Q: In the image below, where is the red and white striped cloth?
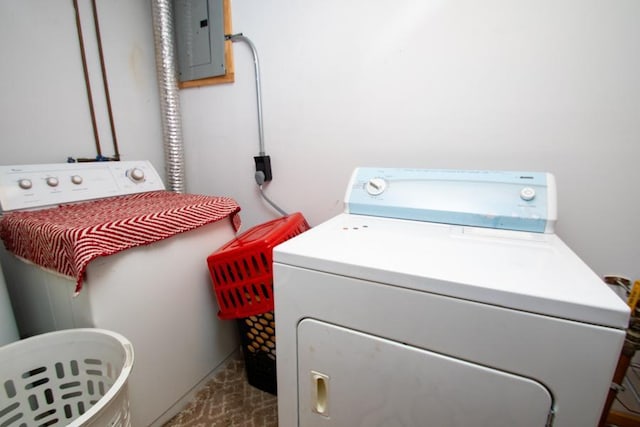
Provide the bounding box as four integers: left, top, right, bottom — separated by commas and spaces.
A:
0, 191, 241, 293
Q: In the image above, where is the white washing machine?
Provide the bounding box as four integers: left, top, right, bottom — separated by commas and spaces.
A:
274, 168, 630, 427
0, 263, 19, 346
0, 161, 240, 427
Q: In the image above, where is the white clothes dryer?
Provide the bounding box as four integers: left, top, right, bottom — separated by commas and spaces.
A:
273, 167, 630, 427
0, 161, 241, 426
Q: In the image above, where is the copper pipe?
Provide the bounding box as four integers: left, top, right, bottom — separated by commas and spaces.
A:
73, 0, 102, 158
91, 0, 120, 160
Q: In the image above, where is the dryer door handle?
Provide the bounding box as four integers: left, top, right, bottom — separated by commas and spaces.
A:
311, 371, 330, 417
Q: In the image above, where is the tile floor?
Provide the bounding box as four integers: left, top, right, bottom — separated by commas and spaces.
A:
162, 353, 277, 427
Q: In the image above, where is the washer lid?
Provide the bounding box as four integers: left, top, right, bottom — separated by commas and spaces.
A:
274, 213, 630, 329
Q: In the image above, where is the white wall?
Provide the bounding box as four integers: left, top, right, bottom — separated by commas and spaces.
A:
0, 0, 638, 281
181, 0, 640, 281
0, 0, 163, 170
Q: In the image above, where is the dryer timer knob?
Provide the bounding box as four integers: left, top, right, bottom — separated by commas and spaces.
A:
365, 178, 387, 196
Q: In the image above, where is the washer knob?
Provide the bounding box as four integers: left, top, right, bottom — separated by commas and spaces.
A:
46, 177, 59, 187
18, 179, 32, 190
71, 175, 83, 185
365, 178, 387, 196
127, 168, 145, 182
520, 187, 536, 201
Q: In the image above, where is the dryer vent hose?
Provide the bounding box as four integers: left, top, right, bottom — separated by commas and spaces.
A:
151, 0, 185, 193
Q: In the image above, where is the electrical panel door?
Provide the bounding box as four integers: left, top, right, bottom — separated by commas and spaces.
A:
174, 0, 226, 81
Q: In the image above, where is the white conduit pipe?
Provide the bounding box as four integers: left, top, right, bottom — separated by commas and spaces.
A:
151, 0, 185, 193
228, 34, 265, 156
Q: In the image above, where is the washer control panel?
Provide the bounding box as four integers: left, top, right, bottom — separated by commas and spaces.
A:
345, 168, 557, 233
0, 161, 165, 212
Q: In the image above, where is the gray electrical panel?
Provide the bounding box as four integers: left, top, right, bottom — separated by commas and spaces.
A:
174, 0, 226, 82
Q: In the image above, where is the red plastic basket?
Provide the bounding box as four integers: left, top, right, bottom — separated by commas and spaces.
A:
207, 212, 310, 319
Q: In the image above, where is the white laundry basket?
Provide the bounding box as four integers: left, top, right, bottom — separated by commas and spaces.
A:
0, 328, 134, 427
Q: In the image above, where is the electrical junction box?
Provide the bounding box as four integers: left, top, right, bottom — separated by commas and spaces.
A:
174, 0, 226, 82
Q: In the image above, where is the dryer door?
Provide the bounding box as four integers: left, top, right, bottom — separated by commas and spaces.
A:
297, 319, 554, 427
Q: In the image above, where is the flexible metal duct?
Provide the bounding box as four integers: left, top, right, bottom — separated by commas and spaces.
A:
151, 0, 185, 193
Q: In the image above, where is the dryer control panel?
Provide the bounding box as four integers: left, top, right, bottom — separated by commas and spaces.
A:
345, 168, 557, 233
0, 161, 165, 212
